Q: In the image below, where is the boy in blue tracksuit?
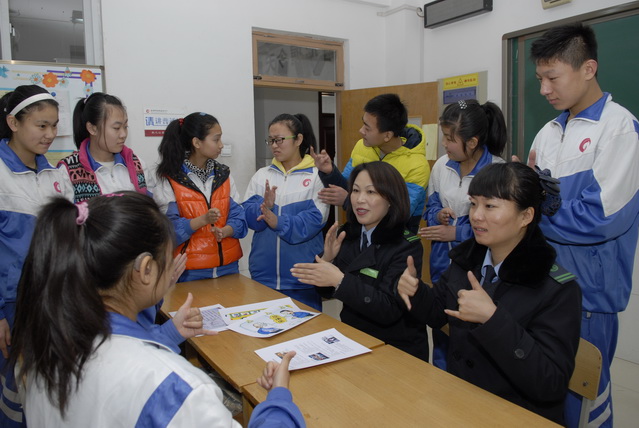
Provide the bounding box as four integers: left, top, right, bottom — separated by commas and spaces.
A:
530, 23, 639, 428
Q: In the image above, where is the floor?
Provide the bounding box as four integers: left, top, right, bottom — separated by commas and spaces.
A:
611, 357, 639, 427
322, 299, 639, 426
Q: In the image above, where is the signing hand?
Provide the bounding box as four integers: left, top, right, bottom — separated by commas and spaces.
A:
172, 292, 217, 339
318, 184, 348, 206
398, 255, 420, 310
436, 207, 456, 225
0, 318, 11, 359
171, 253, 187, 285
257, 203, 278, 229
444, 271, 497, 324
419, 225, 456, 242
322, 222, 346, 262
257, 350, 297, 391
263, 179, 278, 209
291, 256, 345, 288
309, 146, 333, 174
212, 225, 234, 242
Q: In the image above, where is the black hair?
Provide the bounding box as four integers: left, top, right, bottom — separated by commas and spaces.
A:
73, 92, 126, 148
346, 161, 409, 230
156, 112, 220, 179
530, 22, 598, 70
363, 93, 408, 137
468, 162, 543, 237
268, 113, 317, 157
439, 100, 507, 157
0, 85, 59, 139
9, 192, 173, 415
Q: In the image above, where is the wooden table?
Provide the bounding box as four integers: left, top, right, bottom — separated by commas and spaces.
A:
242, 344, 559, 427
160, 274, 384, 390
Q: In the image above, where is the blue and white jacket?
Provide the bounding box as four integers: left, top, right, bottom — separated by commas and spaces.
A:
242, 155, 329, 291
423, 149, 503, 283
23, 313, 305, 427
0, 139, 72, 320
531, 93, 639, 313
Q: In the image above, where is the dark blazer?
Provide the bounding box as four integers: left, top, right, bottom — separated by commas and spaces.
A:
330, 218, 428, 361
405, 225, 582, 424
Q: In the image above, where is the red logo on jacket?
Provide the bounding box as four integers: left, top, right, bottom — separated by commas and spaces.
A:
303, 179, 311, 187
54, 181, 61, 193
579, 138, 591, 152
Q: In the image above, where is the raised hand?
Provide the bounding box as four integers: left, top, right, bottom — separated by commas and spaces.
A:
310, 146, 333, 174
398, 255, 419, 310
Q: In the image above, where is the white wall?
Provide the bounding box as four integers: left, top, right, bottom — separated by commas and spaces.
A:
100, 0, 394, 195
415, 0, 631, 105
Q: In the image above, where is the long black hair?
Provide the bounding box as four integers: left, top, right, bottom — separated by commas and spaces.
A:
156, 112, 220, 179
0, 85, 59, 139
9, 192, 173, 415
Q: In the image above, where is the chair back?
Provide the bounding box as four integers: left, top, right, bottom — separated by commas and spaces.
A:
568, 338, 602, 401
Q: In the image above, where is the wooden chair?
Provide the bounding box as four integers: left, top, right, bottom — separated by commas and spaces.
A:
568, 338, 602, 428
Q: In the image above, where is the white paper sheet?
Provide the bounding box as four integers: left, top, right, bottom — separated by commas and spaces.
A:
255, 328, 371, 370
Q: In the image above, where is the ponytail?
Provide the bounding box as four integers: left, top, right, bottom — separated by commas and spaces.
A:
10, 197, 107, 414
156, 112, 219, 180
439, 99, 508, 158
10, 192, 173, 415
481, 101, 507, 156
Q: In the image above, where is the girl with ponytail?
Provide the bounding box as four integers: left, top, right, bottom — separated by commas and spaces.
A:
58, 93, 154, 202
154, 112, 247, 282
420, 99, 507, 369
10, 192, 303, 427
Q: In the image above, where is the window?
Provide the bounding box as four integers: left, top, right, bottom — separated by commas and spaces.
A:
253, 31, 344, 91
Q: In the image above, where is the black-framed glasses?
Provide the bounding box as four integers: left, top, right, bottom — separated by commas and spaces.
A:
265, 136, 296, 146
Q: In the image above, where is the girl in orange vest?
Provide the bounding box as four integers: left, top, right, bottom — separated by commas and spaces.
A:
154, 112, 246, 281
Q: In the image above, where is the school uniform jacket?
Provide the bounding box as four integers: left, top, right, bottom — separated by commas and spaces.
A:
330, 219, 428, 361
22, 313, 305, 428
404, 226, 582, 424
319, 124, 430, 229
424, 148, 503, 282
0, 139, 72, 320
531, 93, 639, 313
243, 155, 329, 291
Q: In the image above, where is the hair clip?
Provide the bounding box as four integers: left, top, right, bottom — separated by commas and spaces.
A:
104, 192, 124, 197
75, 201, 89, 225
178, 118, 184, 127
458, 100, 467, 110
535, 166, 561, 216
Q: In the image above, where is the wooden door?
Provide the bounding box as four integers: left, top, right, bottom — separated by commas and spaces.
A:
337, 83, 439, 283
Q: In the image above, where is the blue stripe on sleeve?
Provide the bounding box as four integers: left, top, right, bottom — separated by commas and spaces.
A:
135, 372, 192, 428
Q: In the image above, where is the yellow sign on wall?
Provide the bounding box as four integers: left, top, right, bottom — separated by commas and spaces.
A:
443, 73, 479, 90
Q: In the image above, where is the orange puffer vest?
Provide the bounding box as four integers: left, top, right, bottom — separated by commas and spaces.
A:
168, 165, 242, 270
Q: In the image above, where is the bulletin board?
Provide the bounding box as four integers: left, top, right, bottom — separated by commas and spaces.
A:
0, 60, 105, 163
503, 3, 639, 160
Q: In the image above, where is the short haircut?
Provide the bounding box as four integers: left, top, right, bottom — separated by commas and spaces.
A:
364, 94, 408, 137
530, 22, 598, 70
346, 161, 410, 230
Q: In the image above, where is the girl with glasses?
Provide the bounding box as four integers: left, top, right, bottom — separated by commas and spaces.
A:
243, 114, 329, 310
